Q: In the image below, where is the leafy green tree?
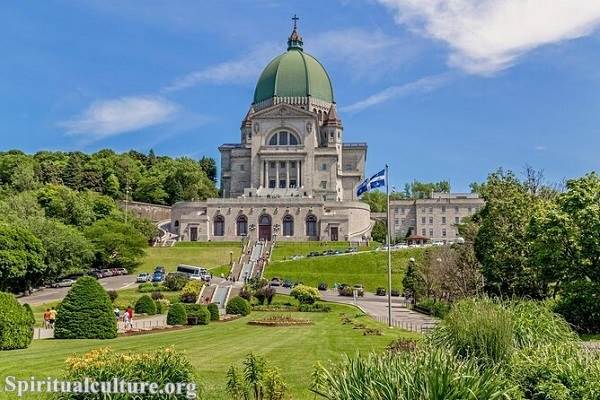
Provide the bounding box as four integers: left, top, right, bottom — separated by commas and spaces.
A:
402, 259, 424, 301
199, 156, 217, 183
135, 174, 168, 204
84, 218, 147, 272
103, 173, 120, 198
474, 169, 545, 298
0, 223, 46, 293
360, 191, 387, 212
370, 220, 387, 243
61, 152, 85, 190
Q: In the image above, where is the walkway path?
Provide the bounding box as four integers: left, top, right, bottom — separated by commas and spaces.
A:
277, 287, 438, 333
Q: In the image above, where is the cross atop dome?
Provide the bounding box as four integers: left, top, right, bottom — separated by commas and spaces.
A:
287, 14, 303, 51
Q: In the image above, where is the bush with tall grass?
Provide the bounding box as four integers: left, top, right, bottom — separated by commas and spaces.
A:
311, 347, 515, 400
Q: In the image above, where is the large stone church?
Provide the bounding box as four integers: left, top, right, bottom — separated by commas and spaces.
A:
171, 22, 373, 243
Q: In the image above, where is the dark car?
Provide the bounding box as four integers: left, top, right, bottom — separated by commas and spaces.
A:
307, 251, 319, 257
154, 266, 166, 274
88, 270, 103, 279
152, 272, 164, 282
282, 280, 293, 288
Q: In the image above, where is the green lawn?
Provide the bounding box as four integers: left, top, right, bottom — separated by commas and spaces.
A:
137, 242, 242, 273
0, 300, 418, 399
271, 241, 380, 262
582, 333, 600, 341
265, 248, 425, 292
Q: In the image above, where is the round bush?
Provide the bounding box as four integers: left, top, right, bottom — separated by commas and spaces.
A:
164, 272, 189, 291
135, 295, 157, 315
555, 281, 600, 334
167, 303, 187, 325
207, 303, 220, 321
0, 292, 34, 350
180, 280, 203, 303
22, 303, 36, 326
184, 304, 210, 325
107, 290, 118, 303
226, 296, 251, 316
154, 300, 163, 314
290, 285, 321, 304
54, 276, 117, 339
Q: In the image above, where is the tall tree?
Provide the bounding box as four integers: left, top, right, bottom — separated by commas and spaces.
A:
199, 156, 217, 183
0, 223, 46, 293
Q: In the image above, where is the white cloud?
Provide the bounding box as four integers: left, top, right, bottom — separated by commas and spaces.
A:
341, 73, 451, 112
163, 44, 279, 92
61, 96, 179, 139
534, 145, 547, 151
377, 0, 600, 74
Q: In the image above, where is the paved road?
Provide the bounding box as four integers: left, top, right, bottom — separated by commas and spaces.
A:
276, 287, 438, 332
18, 275, 137, 305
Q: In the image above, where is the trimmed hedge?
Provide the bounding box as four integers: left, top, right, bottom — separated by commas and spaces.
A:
0, 292, 34, 350
290, 285, 321, 304
22, 303, 36, 326
167, 303, 187, 325
54, 276, 117, 339
207, 303, 220, 321
135, 295, 157, 315
183, 304, 210, 325
226, 296, 251, 316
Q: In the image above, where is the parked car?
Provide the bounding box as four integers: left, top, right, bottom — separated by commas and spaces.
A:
269, 277, 282, 287
136, 272, 151, 283
318, 282, 328, 291
307, 251, 319, 257
115, 268, 128, 275
100, 269, 114, 278
154, 266, 166, 274
51, 278, 76, 288
88, 269, 103, 279
152, 272, 164, 282
353, 284, 365, 296
282, 280, 293, 288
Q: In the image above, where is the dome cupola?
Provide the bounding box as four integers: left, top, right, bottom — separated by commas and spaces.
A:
253, 16, 334, 105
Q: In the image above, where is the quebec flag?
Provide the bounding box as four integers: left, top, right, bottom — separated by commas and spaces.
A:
356, 168, 386, 197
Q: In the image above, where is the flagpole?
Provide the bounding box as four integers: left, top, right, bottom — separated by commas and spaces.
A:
386, 164, 392, 328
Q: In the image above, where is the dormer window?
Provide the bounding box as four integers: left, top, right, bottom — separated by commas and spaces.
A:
268, 131, 300, 146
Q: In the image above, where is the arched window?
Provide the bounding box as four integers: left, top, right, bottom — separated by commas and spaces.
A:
306, 214, 318, 237
213, 215, 225, 237
259, 214, 271, 225
282, 214, 294, 236
267, 131, 301, 146
236, 215, 248, 236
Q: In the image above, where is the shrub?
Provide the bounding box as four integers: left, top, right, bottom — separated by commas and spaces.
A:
311, 347, 514, 400
164, 272, 190, 291
56, 347, 198, 400
183, 304, 210, 325
298, 303, 331, 313
151, 291, 163, 300
254, 286, 276, 305
417, 298, 451, 318
138, 283, 168, 293
107, 290, 118, 303
226, 353, 288, 400
555, 280, 600, 334
22, 303, 36, 326
154, 300, 164, 314
54, 276, 117, 339
226, 296, 251, 316
510, 301, 577, 348
290, 285, 321, 304
167, 303, 187, 325
180, 280, 203, 303
135, 295, 157, 315
318, 282, 328, 291
376, 287, 386, 296
207, 303, 220, 321
239, 287, 252, 301
0, 292, 34, 350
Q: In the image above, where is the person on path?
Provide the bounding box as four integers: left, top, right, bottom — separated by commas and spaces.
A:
114, 307, 120, 320
124, 305, 134, 330
43, 309, 51, 329
48, 307, 57, 329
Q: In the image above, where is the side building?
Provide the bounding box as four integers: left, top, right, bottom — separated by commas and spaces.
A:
390, 192, 484, 243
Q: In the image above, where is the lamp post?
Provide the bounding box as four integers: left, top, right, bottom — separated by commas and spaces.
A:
229, 251, 233, 266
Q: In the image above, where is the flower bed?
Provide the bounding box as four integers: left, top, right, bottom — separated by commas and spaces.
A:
247, 314, 313, 327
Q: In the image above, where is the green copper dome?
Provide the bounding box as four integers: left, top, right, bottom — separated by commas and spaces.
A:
253, 26, 334, 104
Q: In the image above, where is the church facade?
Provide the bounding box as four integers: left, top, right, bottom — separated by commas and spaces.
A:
171, 23, 373, 243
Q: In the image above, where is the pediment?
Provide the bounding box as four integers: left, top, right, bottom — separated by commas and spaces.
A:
252, 103, 315, 120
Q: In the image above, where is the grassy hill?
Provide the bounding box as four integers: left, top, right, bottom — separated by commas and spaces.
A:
137, 242, 241, 273
265, 247, 425, 292
270, 241, 379, 262
1, 299, 418, 399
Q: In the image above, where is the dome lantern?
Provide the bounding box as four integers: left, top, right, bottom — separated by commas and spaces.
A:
287, 14, 303, 51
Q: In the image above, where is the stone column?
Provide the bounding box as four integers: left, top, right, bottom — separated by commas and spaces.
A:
265, 161, 269, 188
286, 161, 290, 188
275, 162, 279, 189
259, 160, 264, 188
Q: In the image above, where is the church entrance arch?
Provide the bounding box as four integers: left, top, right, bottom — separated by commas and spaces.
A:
258, 214, 272, 241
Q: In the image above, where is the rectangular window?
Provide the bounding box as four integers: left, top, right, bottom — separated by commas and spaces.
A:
280, 161, 286, 168
441, 206, 446, 213
320, 181, 327, 189
442, 216, 446, 224
290, 161, 296, 168
240, 164, 245, 171
442, 228, 447, 237
422, 228, 426, 236
279, 180, 286, 188
429, 207, 433, 213
429, 229, 433, 237
321, 163, 327, 171
289, 179, 297, 188
268, 180, 276, 188
455, 206, 459, 212
421, 217, 426, 224
455, 216, 460, 224
344, 163, 353, 171
429, 217, 433, 224
269, 161, 276, 168
280, 132, 288, 145
394, 208, 398, 214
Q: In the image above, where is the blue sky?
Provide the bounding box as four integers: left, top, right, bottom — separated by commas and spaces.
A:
1, 0, 600, 191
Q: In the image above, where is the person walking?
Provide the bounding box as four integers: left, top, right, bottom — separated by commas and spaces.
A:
114, 307, 120, 320
126, 305, 134, 329
43, 309, 51, 329
48, 307, 57, 329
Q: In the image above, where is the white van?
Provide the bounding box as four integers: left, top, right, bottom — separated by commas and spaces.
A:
176, 264, 209, 281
